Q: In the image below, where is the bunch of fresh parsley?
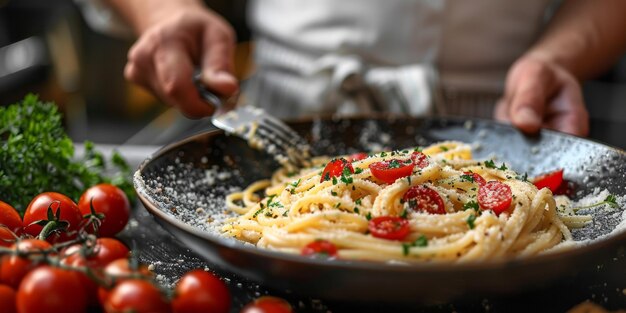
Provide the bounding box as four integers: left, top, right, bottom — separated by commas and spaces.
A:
0, 94, 134, 214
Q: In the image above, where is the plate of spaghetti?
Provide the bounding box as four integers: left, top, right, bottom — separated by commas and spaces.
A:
134, 116, 626, 303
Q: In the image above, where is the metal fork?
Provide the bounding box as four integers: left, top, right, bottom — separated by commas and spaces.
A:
193, 71, 312, 168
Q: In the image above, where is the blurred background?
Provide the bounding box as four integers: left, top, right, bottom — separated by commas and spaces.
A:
0, 0, 624, 147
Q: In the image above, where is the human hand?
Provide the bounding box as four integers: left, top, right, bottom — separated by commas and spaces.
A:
494, 55, 589, 136
124, 3, 238, 118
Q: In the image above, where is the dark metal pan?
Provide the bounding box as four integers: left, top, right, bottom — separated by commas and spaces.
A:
133, 116, 626, 304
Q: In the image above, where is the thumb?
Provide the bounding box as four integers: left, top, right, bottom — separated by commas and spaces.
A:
201, 29, 239, 96
506, 64, 557, 134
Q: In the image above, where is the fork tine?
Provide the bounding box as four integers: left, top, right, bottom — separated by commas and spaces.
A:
255, 125, 309, 166
261, 115, 309, 147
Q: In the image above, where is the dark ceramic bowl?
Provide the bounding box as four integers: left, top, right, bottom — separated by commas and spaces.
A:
133, 116, 626, 304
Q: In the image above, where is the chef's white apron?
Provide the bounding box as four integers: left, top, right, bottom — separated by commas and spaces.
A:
246, 0, 557, 118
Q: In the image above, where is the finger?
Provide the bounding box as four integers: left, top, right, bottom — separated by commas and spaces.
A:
200, 24, 239, 96
154, 42, 215, 118
125, 37, 158, 89
544, 83, 589, 136
507, 64, 558, 134
493, 97, 511, 122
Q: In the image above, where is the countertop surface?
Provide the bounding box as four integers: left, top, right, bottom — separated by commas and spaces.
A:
110, 116, 626, 313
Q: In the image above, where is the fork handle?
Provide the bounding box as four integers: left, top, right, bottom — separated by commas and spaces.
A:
193, 69, 223, 109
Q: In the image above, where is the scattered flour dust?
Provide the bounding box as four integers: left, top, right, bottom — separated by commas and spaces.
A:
552, 188, 626, 252
134, 158, 245, 239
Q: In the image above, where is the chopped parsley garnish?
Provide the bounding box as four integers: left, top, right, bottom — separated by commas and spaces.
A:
401, 235, 428, 256
323, 172, 331, 182
574, 194, 619, 211
331, 191, 337, 196
463, 200, 480, 212
467, 214, 476, 229
253, 203, 265, 218
355, 198, 362, 205
335, 202, 341, 209
413, 147, 423, 152
332, 177, 338, 185
365, 212, 372, 220
355, 168, 364, 174
460, 174, 474, 183
484, 160, 497, 169
400, 209, 408, 219
380, 152, 388, 157
388, 159, 402, 169
340, 166, 354, 184
354, 207, 360, 214
499, 163, 508, 171
440, 146, 449, 151
516, 172, 529, 182
290, 179, 301, 188
282, 210, 289, 217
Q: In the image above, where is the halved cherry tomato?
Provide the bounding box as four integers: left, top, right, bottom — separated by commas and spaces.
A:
62, 238, 130, 306
0, 284, 16, 313
241, 296, 293, 313
301, 239, 338, 258
172, 269, 231, 313
0, 239, 52, 288
347, 152, 368, 162
104, 279, 170, 313
16, 266, 87, 313
368, 216, 410, 240
78, 184, 131, 237
411, 151, 429, 169
22, 192, 82, 243
463, 172, 486, 186
369, 159, 415, 184
320, 158, 354, 183
532, 169, 564, 193
97, 258, 153, 306
478, 181, 513, 215
402, 185, 446, 214
0, 201, 22, 247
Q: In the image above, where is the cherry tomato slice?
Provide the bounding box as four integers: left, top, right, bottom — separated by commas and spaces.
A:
532, 169, 564, 193
478, 181, 513, 215
320, 158, 354, 183
369, 159, 415, 184
463, 172, 486, 186
301, 240, 338, 258
402, 185, 446, 214
241, 296, 293, 313
411, 151, 429, 169
347, 153, 368, 162
368, 216, 410, 240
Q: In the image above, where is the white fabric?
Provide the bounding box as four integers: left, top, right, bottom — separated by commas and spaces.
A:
76, 0, 557, 117
247, 0, 555, 117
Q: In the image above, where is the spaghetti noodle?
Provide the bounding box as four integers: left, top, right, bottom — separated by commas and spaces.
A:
222, 141, 581, 262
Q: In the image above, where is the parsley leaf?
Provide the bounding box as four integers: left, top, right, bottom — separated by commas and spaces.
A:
460, 174, 474, 183
0, 94, 134, 214
484, 160, 497, 169
401, 235, 428, 256
463, 200, 479, 212
467, 214, 476, 229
